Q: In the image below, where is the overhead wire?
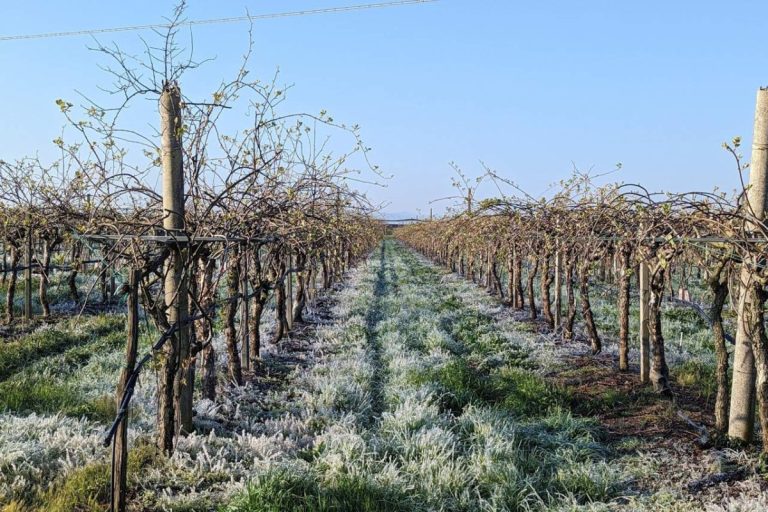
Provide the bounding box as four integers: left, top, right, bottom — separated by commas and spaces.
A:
0, 0, 440, 42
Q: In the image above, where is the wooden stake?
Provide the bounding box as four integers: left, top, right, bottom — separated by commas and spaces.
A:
639, 262, 650, 383
112, 268, 140, 512
24, 220, 32, 323
240, 251, 250, 371
286, 253, 293, 331
100, 255, 108, 304
554, 249, 562, 329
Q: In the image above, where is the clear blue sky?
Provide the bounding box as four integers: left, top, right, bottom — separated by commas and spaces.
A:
1, 1, 767, 216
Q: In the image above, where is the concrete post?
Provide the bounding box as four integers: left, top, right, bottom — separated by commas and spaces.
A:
159, 83, 192, 445
728, 88, 768, 442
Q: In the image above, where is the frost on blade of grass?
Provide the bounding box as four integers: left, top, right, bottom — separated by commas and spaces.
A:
703, 490, 768, 512
222, 464, 422, 512
0, 413, 106, 503
0, 314, 123, 382
0, 313, 162, 432
0, 259, 380, 510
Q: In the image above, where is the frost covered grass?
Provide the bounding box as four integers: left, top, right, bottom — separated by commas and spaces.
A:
400, 249, 768, 512
0, 313, 121, 381
462, 262, 724, 400
219, 241, 624, 511
0, 314, 135, 507
2, 240, 753, 511
0, 291, 286, 509
589, 287, 718, 372
0, 315, 124, 421
0, 413, 106, 505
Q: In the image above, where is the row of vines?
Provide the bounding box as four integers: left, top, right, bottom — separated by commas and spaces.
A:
0, 7, 384, 509
397, 87, 768, 452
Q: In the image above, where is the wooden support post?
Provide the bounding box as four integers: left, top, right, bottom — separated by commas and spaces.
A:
309, 259, 316, 301
100, 254, 108, 305
286, 253, 293, 331
240, 251, 250, 371
24, 222, 32, 323
554, 249, 562, 329
639, 262, 650, 383
112, 268, 139, 512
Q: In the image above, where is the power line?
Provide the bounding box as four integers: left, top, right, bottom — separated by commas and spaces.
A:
0, 0, 440, 42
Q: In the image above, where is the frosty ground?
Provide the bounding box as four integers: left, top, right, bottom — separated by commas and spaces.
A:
1, 239, 766, 511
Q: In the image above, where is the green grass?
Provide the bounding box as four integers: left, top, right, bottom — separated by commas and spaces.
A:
674, 359, 718, 400
0, 314, 122, 382
569, 384, 659, 417
40, 462, 110, 512
437, 294, 463, 313
407, 358, 568, 417
33, 440, 158, 512
0, 314, 124, 420
0, 376, 118, 422
222, 468, 421, 512
0, 380, 81, 414
495, 365, 569, 415
421, 301, 568, 416
0, 378, 118, 423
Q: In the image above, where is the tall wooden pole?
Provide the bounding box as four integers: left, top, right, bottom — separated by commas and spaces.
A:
112, 268, 140, 512
100, 249, 108, 304
554, 248, 562, 329
729, 88, 768, 442
639, 262, 651, 383
286, 253, 293, 331
2, 243, 7, 285
308, 258, 315, 302
240, 249, 250, 371
24, 219, 32, 324
108, 244, 116, 302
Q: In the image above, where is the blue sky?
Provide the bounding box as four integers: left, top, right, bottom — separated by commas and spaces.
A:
1, 1, 767, 216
